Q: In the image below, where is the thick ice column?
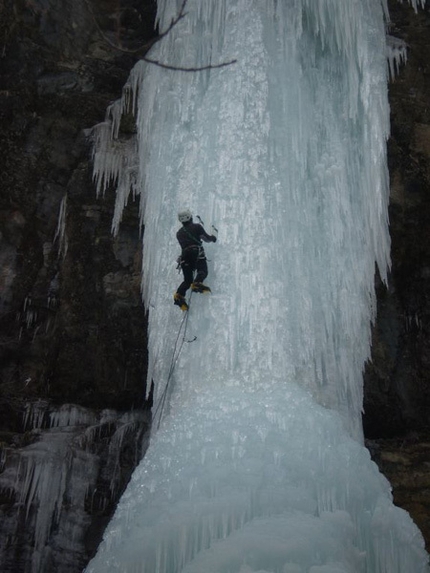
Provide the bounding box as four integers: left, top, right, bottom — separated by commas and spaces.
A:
136, 0, 391, 438
86, 1, 429, 572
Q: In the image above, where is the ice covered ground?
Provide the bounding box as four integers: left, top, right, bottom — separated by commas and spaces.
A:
87, 0, 429, 571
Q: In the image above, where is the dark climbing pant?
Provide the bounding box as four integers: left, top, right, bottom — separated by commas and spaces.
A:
177, 246, 208, 297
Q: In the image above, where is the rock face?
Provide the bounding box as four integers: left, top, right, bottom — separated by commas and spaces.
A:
368, 433, 430, 555
0, 0, 429, 571
0, 0, 155, 410
0, 0, 156, 571
363, 1, 430, 442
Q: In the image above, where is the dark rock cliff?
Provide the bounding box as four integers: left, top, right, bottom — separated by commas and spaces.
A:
0, 0, 429, 571
364, 0, 430, 439
0, 0, 155, 571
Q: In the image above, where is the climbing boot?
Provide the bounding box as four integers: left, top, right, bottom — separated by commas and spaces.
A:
191, 282, 211, 294
173, 293, 189, 311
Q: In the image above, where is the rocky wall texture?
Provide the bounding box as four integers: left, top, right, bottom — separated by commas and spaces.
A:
0, 0, 155, 411
0, 0, 156, 571
0, 0, 429, 571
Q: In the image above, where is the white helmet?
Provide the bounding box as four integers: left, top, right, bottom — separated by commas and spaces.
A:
178, 209, 192, 223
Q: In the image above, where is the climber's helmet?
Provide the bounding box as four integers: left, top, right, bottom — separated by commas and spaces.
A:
178, 209, 193, 224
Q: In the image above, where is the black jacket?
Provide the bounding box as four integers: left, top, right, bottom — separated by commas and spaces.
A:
176, 222, 216, 251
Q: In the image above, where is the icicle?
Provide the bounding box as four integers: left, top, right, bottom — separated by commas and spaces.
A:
53, 193, 68, 258
89, 64, 147, 236
49, 404, 98, 428
404, 0, 426, 12
387, 35, 408, 80
23, 400, 49, 430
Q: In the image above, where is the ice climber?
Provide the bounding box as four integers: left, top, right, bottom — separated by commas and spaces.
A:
174, 209, 217, 311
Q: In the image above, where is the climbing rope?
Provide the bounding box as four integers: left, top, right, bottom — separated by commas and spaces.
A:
154, 292, 194, 429
153, 218, 217, 429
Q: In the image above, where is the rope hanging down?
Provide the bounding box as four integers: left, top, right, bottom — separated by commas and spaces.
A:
153, 218, 217, 428
155, 292, 195, 429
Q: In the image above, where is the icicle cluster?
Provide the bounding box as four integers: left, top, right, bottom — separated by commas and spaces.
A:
91, 65, 147, 235
0, 403, 148, 573
53, 193, 68, 258
386, 35, 408, 80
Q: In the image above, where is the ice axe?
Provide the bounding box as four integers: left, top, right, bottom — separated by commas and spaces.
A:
196, 215, 218, 238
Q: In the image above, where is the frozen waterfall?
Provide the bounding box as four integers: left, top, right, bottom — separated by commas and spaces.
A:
87, 0, 429, 572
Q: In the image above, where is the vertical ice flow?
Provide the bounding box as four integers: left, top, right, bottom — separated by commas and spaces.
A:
87, 1, 429, 572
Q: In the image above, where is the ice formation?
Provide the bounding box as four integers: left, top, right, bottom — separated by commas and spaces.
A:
386, 35, 408, 80
0, 403, 148, 573
53, 193, 68, 258
86, 0, 429, 572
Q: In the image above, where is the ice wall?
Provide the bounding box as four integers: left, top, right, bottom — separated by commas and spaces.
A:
87, 0, 429, 572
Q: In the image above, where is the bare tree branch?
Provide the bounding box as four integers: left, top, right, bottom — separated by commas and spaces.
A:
152, 0, 189, 48
83, 0, 153, 55
84, 0, 237, 72
142, 56, 238, 72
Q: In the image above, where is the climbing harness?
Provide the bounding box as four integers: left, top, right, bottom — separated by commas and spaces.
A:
154, 292, 196, 429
